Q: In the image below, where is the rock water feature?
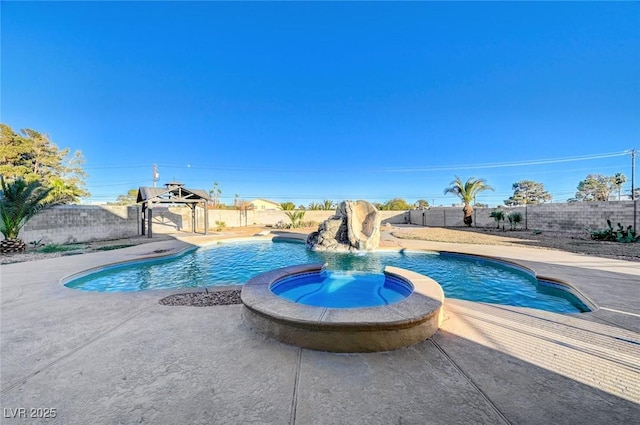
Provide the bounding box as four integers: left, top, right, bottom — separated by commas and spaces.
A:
306, 200, 381, 251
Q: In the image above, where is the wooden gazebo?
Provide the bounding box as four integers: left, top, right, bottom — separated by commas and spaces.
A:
137, 182, 212, 237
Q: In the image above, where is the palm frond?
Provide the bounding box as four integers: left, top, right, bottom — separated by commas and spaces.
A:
0, 176, 52, 239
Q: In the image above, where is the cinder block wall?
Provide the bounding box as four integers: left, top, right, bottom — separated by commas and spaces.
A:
20, 205, 140, 244
410, 207, 525, 228
19, 202, 638, 243
525, 201, 635, 231
154, 209, 410, 232
409, 201, 638, 232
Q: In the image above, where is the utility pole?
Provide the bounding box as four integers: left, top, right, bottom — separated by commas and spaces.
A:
152, 164, 159, 188
631, 149, 636, 231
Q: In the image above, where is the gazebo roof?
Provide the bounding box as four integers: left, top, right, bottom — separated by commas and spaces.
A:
137, 183, 212, 204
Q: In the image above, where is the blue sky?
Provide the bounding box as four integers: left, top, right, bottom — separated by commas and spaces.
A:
2, 2, 638, 207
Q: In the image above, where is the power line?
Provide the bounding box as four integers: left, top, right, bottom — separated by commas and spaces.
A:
378, 151, 629, 172
81, 150, 629, 174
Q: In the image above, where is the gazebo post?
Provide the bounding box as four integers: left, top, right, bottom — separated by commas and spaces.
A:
191, 204, 196, 233
204, 200, 209, 235
147, 207, 153, 238
141, 203, 146, 236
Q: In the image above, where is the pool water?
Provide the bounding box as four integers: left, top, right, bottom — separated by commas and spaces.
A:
66, 240, 588, 313
270, 271, 413, 308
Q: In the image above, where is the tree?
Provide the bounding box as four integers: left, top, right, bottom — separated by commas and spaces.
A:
504, 180, 552, 206
209, 182, 222, 207
280, 202, 296, 210
0, 124, 89, 203
507, 211, 523, 230
285, 211, 306, 228
414, 199, 430, 209
379, 198, 412, 210
322, 199, 335, 210
443, 176, 494, 226
614, 173, 626, 201
489, 210, 505, 230
111, 189, 138, 205
308, 201, 323, 210
48, 176, 87, 204
0, 176, 51, 252
574, 174, 617, 202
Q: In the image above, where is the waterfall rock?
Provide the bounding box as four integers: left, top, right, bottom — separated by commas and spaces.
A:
306, 200, 381, 251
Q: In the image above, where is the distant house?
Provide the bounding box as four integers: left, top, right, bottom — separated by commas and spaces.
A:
249, 198, 281, 210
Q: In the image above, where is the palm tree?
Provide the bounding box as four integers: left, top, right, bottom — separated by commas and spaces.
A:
507, 211, 523, 230
209, 181, 222, 207
443, 176, 494, 227
614, 173, 626, 201
322, 199, 335, 210
489, 210, 505, 230
285, 211, 306, 228
0, 177, 52, 252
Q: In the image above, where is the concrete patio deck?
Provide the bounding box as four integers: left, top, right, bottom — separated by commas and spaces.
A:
1, 232, 638, 424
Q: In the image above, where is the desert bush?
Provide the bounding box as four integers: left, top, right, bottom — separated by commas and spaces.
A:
507, 212, 523, 230
589, 220, 639, 243
38, 244, 84, 253
489, 210, 505, 230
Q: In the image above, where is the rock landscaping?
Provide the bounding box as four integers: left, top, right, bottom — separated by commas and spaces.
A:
159, 289, 242, 307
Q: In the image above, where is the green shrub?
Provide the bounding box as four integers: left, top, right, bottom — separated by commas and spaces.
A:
38, 244, 84, 253
507, 212, 523, 230
95, 244, 134, 251
589, 220, 639, 243
285, 211, 306, 228
489, 210, 505, 230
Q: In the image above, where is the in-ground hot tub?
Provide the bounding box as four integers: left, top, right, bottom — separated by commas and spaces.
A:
241, 263, 444, 353
270, 269, 413, 308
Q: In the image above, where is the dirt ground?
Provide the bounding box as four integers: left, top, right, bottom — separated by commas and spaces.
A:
2, 225, 639, 264
391, 225, 640, 262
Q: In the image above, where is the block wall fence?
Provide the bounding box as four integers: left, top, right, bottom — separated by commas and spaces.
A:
20, 205, 140, 245
18, 201, 639, 244
152, 209, 410, 233
409, 201, 638, 232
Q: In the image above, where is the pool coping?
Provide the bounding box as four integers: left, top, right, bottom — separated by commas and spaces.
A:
241, 263, 444, 352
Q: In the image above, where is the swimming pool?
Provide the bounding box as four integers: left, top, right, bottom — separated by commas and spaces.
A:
65, 239, 589, 313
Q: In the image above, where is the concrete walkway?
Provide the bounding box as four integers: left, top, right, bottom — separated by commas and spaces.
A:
1, 232, 638, 424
